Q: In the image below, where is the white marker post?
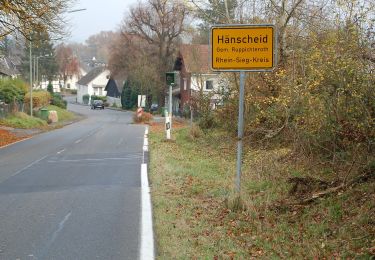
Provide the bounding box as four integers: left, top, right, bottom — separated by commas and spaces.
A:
165, 72, 175, 140
165, 112, 171, 140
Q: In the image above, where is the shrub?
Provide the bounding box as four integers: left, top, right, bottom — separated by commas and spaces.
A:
90, 95, 107, 103
189, 124, 203, 139
0, 79, 26, 104
24, 91, 51, 108
82, 94, 90, 104
51, 93, 67, 109
47, 83, 54, 94
133, 111, 153, 124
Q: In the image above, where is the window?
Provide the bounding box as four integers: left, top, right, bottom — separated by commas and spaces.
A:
206, 80, 213, 90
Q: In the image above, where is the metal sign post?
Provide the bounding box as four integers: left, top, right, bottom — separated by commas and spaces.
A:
210, 24, 276, 196
236, 71, 246, 193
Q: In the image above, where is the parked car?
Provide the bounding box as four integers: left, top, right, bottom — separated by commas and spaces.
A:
91, 100, 104, 110
150, 103, 159, 112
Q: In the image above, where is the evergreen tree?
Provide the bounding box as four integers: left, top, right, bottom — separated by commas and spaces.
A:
121, 80, 133, 109
21, 32, 58, 83
47, 83, 54, 94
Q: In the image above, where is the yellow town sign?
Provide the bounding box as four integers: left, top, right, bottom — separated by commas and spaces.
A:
211, 25, 275, 71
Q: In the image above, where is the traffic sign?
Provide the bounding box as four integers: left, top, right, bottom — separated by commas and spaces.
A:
211, 25, 276, 71
166, 72, 175, 85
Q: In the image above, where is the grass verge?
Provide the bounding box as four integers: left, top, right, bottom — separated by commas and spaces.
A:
46, 105, 75, 122
0, 112, 47, 128
149, 123, 374, 259
0, 106, 77, 130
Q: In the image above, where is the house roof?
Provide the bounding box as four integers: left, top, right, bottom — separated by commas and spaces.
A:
178, 44, 210, 74
77, 66, 107, 86
0, 56, 19, 76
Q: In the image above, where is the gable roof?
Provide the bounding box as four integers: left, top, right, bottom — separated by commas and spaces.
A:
177, 44, 210, 74
77, 66, 107, 86
0, 56, 19, 76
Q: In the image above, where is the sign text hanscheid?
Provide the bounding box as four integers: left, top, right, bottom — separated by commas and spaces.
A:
211, 25, 275, 71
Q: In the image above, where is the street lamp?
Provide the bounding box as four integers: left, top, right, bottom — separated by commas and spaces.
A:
68, 8, 87, 13
35, 54, 52, 88
28, 8, 86, 116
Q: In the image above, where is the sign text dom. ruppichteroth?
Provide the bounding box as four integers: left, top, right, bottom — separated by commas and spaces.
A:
211, 25, 275, 71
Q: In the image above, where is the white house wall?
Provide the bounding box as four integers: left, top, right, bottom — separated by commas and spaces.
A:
64, 67, 87, 90
190, 74, 220, 92
76, 84, 89, 103
76, 69, 109, 104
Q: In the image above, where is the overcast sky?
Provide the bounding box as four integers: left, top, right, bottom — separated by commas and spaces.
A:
65, 0, 138, 43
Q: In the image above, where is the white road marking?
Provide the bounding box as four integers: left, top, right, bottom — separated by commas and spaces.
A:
50, 212, 72, 244
38, 211, 72, 259
57, 149, 66, 154
9, 155, 48, 178
140, 163, 154, 260
47, 156, 142, 163
75, 139, 82, 144
140, 126, 154, 260
118, 138, 124, 145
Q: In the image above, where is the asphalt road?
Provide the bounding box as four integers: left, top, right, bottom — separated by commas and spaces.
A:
0, 102, 146, 259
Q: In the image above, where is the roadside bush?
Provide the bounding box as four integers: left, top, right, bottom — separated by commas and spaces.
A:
0, 79, 27, 104
214, 27, 375, 175
189, 124, 203, 140
133, 111, 153, 124
24, 91, 51, 109
82, 94, 90, 104
90, 95, 107, 103
51, 93, 67, 109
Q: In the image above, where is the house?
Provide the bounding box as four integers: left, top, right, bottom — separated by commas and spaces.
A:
76, 66, 110, 104
63, 67, 87, 90
104, 76, 126, 107
172, 44, 222, 115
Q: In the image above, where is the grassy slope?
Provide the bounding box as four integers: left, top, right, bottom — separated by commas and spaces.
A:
46, 105, 75, 122
149, 126, 374, 259
0, 112, 47, 128
0, 106, 76, 129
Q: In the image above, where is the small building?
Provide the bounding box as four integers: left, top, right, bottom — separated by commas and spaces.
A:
105, 76, 126, 107
76, 66, 110, 104
173, 44, 222, 115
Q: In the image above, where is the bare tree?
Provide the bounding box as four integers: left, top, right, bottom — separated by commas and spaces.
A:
55, 44, 80, 88
123, 0, 189, 102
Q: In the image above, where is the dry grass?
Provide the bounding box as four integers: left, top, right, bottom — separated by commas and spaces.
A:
149, 123, 375, 259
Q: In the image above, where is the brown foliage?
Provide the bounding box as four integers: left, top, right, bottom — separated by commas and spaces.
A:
133, 111, 153, 124
24, 91, 51, 109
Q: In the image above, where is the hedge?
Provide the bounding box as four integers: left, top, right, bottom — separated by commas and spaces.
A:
24, 91, 51, 108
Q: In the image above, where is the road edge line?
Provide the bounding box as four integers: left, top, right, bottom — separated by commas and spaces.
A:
140, 126, 154, 260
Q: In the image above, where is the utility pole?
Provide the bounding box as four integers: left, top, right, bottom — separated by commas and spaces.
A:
29, 40, 33, 116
